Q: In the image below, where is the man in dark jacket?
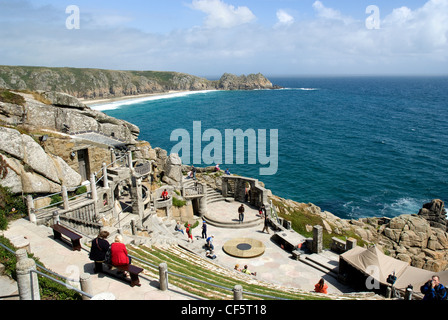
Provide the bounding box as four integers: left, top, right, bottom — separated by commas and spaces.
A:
420, 275, 447, 300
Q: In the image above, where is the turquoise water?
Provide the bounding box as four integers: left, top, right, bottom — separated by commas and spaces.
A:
95, 76, 448, 220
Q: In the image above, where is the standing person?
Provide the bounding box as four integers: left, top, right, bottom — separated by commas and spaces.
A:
314, 278, 328, 294
258, 204, 266, 218
201, 220, 207, 239
215, 163, 220, 171
186, 224, 194, 243
421, 275, 447, 300
238, 204, 245, 223
192, 166, 196, 180
262, 212, 270, 234
89, 230, 110, 273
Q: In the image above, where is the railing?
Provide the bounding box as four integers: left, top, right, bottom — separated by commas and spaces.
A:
30, 269, 93, 300
0, 243, 92, 300
93, 153, 128, 185
134, 161, 151, 176
184, 183, 204, 197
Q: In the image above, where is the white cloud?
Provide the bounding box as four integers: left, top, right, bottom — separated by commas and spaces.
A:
275, 9, 294, 27
190, 0, 256, 28
0, 0, 447, 76
312, 1, 354, 24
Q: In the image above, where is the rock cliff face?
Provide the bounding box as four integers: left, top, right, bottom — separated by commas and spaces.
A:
0, 89, 141, 194
0, 65, 275, 100
0, 90, 139, 142
269, 194, 448, 272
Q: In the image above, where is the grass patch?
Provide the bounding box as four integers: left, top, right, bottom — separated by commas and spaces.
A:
0, 89, 25, 106
128, 245, 330, 300
172, 196, 186, 208
0, 235, 82, 300
271, 198, 367, 249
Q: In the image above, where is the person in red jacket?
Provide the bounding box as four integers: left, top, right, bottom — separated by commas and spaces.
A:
161, 189, 169, 200
314, 278, 328, 294
110, 234, 132, 267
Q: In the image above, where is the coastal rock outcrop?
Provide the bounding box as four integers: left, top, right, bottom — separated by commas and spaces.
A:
267, 194, 448, 272
418, 199, 447, 231
0, 66, 277, 100
216, 73, 273, 90
0, 126, 81, 193
0, 90, 139, 143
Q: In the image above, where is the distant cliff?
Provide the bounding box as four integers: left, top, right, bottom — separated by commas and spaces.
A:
0, 65, 276, 100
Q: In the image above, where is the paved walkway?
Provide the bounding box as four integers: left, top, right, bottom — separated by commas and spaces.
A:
186, 202, 354, 294
1, 198, 356, 300
1, 219, 199, 300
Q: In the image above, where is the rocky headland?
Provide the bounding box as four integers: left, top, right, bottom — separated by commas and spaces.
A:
0, 65, 276, 101
0, 85, 447, 274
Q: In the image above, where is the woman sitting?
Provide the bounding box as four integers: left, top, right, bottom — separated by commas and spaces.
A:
110, 234, 132, 276
314, 278, 328, 294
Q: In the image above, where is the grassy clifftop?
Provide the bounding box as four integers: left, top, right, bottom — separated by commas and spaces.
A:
0, 65, 274, 100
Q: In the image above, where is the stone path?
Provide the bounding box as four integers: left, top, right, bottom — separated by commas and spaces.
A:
1, 219, 199, 300
1, 193, 359, 300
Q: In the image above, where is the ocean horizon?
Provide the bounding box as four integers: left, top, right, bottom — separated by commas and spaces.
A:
92, 75, 448, 220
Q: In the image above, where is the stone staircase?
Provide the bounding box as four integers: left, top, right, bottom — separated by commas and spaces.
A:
205, 186, 227, 205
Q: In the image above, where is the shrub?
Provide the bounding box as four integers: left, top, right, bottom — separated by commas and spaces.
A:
0, 186, 27, 231
172, 196, 186, 208
75, 185, 87, 195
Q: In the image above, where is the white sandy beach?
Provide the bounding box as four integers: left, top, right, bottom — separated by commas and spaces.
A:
81, 89, 218, 111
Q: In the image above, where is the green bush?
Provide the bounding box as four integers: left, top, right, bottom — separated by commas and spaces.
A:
0, 235, 82, 300
50, 194, 63, 205
0, 186, 27, 231
75, 185, 87, 195
172, 196, 186, 208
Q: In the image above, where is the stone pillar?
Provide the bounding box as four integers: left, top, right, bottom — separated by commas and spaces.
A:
90, 173, 99, 215
127, 151, 133, 169
62, 185, 69, 210
16, 258, 40, 300
131, 177, 144, 225
233, 285, 243, 300
198, 195, 208, 218
80, 273, 93, 300
222, 178, 228, 198
110, 148, 116, 168
102, 162, 109, 188
346, 237, 357, 251
26, 195, 36, 224
15, 248, 28, 263
130, 218, 137, 235
312, 225, 323, 254
159, 262, 168, 291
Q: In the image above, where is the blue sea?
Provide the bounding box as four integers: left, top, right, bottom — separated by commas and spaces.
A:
93, 76, 448, 220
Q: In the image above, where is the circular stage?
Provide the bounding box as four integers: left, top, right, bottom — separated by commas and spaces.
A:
222, 238, 266, 258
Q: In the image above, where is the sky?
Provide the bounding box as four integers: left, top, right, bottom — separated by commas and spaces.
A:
0, 0, 447, 77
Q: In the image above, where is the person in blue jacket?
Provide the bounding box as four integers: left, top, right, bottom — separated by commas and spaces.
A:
420, 275, 447, 300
